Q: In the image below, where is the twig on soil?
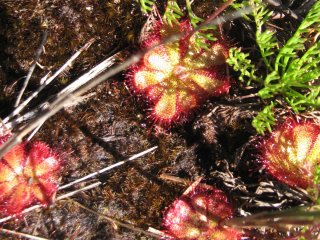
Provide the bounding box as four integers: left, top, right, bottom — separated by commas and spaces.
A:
204, 0, 235, 24
0, 228, 48, 240
159, 174, 213, 190
14, 31, 49, 108
0, 182, 101, 224
27, 120, 45, 141
70, 199, 164, 239
223, 205, 320, 230
56, 181, 101, 199
4, 49, 119, 131
4, 38, 95, 125
59, 146, 158, 190
148, 227, 172, 239
159, 173, 191, 185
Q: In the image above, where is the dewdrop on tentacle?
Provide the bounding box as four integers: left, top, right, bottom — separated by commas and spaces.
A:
162, 184, 242, 240
129, 20, 230, 126
0, 135, 61, 216
260, 117, 320, 189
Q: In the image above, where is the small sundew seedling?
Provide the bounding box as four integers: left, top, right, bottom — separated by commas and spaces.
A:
163, 183, 242, 240
260, 117, 320, 189
129, 20, 229, 126
0, 135, 61, 216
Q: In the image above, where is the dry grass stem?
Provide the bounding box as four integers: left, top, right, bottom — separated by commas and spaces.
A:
0, 228, 48, 240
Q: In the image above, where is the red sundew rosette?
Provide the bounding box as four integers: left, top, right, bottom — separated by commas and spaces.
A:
0, 136, 61, 216
163, 186, 242, 240
261, 118, 320, 189
128, 20, 230, 126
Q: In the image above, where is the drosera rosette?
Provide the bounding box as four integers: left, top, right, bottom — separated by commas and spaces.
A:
128, 18, 230, 126
259, 117, 320, 189
0, 134, 61, 216
162, 179, 242, 240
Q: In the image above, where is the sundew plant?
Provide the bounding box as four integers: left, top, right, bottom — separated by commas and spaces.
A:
129, 0, 232, 126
